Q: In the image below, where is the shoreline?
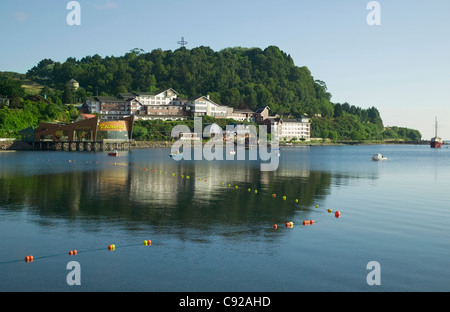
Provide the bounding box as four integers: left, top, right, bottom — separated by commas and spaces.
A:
0, 139, 434, 152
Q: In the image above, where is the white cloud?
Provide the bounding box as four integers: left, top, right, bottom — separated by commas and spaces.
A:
95, 1, 119, 10
13, 11, 31, 22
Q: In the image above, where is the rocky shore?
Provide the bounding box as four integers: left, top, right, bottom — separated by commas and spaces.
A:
0, 140, 35, 151
131, 141, 172, 149
0, 139, 433, 152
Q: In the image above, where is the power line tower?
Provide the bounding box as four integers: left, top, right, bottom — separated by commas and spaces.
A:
177, 37, 188, 48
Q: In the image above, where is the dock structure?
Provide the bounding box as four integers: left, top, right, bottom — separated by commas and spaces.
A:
27, 115, 135, 152
32, 140, 133, 152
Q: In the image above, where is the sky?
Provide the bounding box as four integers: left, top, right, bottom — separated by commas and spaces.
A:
1, 0, 449, 139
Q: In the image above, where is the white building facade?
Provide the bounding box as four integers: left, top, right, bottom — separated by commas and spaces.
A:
279, 118, 310, 140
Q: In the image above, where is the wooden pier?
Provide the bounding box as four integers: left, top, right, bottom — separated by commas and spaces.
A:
32, 140, 133, 152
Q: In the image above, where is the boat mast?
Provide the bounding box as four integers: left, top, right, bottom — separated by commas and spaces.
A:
435, 117, 438, 137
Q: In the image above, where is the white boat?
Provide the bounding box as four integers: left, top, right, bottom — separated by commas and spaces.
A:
229, 150, 236, 155
372, 153, 387, 161
170, 151, 183, 159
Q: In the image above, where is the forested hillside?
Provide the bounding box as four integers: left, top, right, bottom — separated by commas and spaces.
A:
1, 46, 421, 141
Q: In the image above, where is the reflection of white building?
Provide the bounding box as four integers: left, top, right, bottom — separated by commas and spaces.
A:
128, 163, 183, 207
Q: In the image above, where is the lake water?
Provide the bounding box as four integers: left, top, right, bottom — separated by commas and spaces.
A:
0, 144, 449, 292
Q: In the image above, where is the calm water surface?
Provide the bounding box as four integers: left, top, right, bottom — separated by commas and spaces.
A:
0, 145, 449, 292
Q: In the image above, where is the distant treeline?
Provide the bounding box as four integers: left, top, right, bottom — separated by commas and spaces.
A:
1, 45, 421, 141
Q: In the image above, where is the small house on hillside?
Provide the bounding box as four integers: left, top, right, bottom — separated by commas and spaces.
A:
0, 94, 10, 107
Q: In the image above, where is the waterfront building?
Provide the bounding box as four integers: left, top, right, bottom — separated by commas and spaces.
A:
263, 117, 311, 141
33, 115, 134, 142
84, 95, 143, 120
184, 95, 230, 118
81, 88, 311, 139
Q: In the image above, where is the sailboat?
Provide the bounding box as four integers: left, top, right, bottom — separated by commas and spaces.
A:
430, 117, 443, 148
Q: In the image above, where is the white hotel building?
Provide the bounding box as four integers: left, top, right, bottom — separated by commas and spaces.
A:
264, 117, 311, 141
82, 88, 311, 140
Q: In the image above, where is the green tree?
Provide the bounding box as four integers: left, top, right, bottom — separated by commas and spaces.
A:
62, 85, 73, 104
0, 78, 26, 108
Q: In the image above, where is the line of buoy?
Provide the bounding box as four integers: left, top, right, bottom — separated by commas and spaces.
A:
272, 208, 342, 231
21, 240, 154, 264
285, 222, 294, 228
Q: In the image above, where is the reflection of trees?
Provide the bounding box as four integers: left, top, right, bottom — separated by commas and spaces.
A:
0, 162, 373, 239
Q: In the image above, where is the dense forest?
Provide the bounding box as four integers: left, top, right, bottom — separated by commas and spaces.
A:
1, 45, 421, 141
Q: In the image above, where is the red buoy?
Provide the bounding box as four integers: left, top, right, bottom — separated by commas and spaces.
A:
273, 224, 278, 230
335, 211, 341, 218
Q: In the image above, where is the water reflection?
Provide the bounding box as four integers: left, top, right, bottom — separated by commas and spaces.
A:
0, 148, 380, 239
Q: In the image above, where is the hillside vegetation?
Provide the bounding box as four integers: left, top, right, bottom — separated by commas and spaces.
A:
1, 46, 421, 141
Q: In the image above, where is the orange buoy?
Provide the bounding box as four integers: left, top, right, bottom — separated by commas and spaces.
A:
273, 224, 278, 230
73, 250, 77, 255
69, 250, 73, 256
272, 194, 276, 198
335, 211, 341, 218
303, 220, 311, 226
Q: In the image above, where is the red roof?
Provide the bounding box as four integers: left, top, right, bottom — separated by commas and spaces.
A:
80, 114, 97, 120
